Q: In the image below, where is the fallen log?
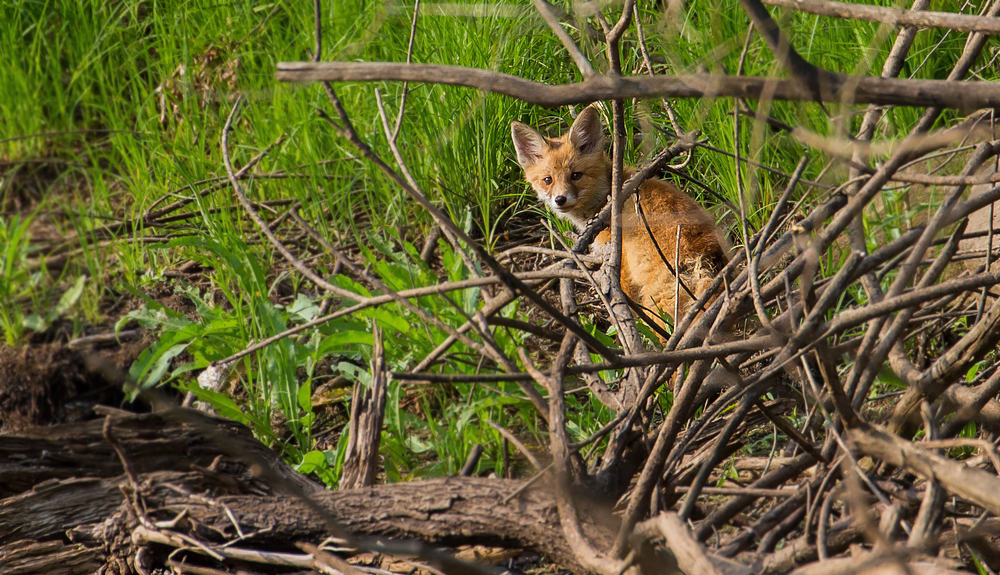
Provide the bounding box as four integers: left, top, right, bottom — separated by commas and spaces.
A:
0, 409, 608, 574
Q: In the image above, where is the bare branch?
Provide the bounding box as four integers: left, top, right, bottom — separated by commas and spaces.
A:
766, 0, 1000, 34
276, 62, 1000, 109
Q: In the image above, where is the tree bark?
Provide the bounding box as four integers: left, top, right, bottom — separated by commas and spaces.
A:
0, 410, 609, 574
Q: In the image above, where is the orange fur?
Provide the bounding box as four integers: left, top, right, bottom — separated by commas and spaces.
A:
512, 107, 729, 337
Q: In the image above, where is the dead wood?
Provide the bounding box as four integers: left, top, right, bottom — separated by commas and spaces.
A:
276, 62, 1000, 109
0, 410, 608, 575
0, 539, 102, 575
340, 323, 388, 489
0, 409, 319, 500
848, 423, 1000, 516
764, 0, 1000, 34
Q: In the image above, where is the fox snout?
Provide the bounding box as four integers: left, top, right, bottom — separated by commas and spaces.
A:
547, 188, 576, 210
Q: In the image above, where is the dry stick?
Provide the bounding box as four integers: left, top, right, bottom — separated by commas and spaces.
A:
486, 421, 542, 472
733, 96, 771, 330
883, 201, 1000, 428
750, 155, 808, 315
141, 134, 285, 226
717, 472, 830, 557
523, 334, 622, 575
687, 202, 997, 401
634, 514, 751, 575
848, 147, 997, 412
373, 89, 484, 285
393, 335, 778, 383
611, 357, 718, 557
500, 245, 603, 264
606, 98, 645, 386
676, 486, 798, 498
606, 0, 637, 44
214, 269, 577, 368
541, 219, 634, 355
678, 394, 757, 522
555, 256, 622, 412
702, 249, 865, 429
864, 219, 973, 391
918, 438, 1000, 474
590, 137, 716, 480
793, 113, 993, 159
695, 452, 824, 542
908, 411, 947, 549
314, 88, 617, 363
276, 62, 1000, 109
742, 269, 1000, 402
391, 0, 420, 142
749, 129, 994, 399
222, 99, 359, 302
286, 205, 548, 414
941, 366, 1000, 436
844, 0, 930, 410
530, 0, 595, 77
298, 543, 365, 575
143, 158, 349, 221
765, 0, 1000, 34
978, 161, 999, 320
757, 505, 807, 554
488, 316, 562, 343
867, 168, 1000, 186
849, 423, 1000, 517
803, 460, 843, 551
341, 323, 388, 490
910, 286, 1000, 400
847, 141, 1000, 407
411, 286, 527, 373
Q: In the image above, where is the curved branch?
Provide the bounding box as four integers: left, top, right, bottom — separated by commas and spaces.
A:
278, 62, 1000, 109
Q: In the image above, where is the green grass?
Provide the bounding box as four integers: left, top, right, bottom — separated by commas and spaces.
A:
2, 0, 994, 484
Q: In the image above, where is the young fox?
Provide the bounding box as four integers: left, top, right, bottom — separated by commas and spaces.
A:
511, 106, 729, 334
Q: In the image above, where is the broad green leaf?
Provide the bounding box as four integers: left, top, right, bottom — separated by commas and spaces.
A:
297, 450, 327, 474
130, 342, 189, 391
318, 331, 374, 354
22, 314, 47, 332
288, 294, 320, 322
50, 276, 86, 319
298, 380, 313, 412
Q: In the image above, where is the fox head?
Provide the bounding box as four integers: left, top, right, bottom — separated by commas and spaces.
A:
511, 106, 611, 230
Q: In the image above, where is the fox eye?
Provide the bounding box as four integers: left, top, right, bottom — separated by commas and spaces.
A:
570, 171, 583, 181
543, 176, 553, 185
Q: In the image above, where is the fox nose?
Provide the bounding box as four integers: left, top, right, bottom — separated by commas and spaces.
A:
554, 195, 567, 207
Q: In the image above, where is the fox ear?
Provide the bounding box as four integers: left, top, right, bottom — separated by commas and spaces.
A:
568, 105, 604, 155
511, 121, 548, 167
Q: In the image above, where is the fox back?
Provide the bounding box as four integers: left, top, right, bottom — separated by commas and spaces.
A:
511, 106, 729, 333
